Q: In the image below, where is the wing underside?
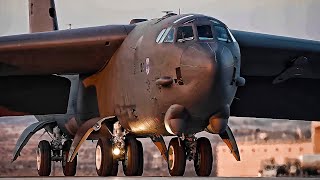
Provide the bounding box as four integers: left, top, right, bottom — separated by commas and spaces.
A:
0, 25, 134, 116
230, 30, 320, 120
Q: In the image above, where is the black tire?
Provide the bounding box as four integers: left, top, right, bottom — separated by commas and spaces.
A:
96, 137, 114, 176
62, 140, 77, 176
123, 137, 140, 176
37, 140, 51, 176
136, 140, 144, 176
194, 137, 213, 176
110, 160, 119, 176
168, 137, 186, 176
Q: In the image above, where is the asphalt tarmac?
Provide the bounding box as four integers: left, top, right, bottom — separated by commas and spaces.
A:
1, 177, 320, 180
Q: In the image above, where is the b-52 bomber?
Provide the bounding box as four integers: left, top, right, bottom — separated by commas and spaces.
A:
1, 0, 320, 177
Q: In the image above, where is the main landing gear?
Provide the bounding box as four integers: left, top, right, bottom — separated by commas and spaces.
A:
36, 127, 78, 176
167, 135, 213, 176
95, 122, 144, 176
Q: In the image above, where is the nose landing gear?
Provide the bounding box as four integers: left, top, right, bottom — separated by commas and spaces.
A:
95, 137, 116, 176
123, 138, 143, 176
94, 122, 144, 176
167, 135, 213, 177
168, 137, 186, 176
194, 137, 213, 176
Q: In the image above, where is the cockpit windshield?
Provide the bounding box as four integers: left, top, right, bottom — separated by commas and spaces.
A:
214, 26, 231, 42
156, 17, 235, 44
197, 25, 213, 41
156, 27, 174, 44
163, 28, 174, 43
209, 20, 232, 42
177, 26, 194, 42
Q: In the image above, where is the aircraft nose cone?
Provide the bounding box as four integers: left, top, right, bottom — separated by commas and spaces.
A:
180, 44, 217, 86
179, 43, 217, 116
179, 43, 238, 120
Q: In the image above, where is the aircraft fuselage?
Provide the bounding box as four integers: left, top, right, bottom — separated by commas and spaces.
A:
83, 14, 242, 136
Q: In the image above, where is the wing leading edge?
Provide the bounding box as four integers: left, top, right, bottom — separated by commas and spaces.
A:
0, 25, 134, 76
230, 30, 320, 120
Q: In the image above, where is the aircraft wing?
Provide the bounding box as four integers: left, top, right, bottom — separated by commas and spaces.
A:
230, 30, 320, 120
0, 25, 133, 116
0, 25, 133, 76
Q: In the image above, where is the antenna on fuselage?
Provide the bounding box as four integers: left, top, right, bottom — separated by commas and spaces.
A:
162, 10, 173, 15
161, 11, 177, 19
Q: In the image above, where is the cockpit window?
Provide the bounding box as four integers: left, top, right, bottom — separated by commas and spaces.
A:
156, 27, 174, 44
163, 28, 174, 43
177, 26, 194, 42
197, 25, 213, 41
156, 28, 166, 43
214, 26, 231, 42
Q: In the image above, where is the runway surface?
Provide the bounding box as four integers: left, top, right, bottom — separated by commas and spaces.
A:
1, 177, 320, 180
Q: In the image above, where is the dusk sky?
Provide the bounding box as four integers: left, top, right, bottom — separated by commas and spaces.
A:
0, 0, 320, 40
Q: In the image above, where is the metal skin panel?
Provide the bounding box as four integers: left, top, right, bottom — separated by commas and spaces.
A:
29, 0, 58, 32
12, 120, 56, 162
1, 12, 320, 149
0, 25, 134, 76
230, 30, 320, 120
231, 30, 320, 77
83, 14, 241, 135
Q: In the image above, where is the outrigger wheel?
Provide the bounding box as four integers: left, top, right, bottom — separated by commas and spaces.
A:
168, 137, 186, 176
95, 137, 116, 176
194, 137, 213, 176
62, 140, 77, 176
36, 140, 52, 176
123, 137, 144, 176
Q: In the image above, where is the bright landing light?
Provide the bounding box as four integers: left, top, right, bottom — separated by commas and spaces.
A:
113, 147, 121, 156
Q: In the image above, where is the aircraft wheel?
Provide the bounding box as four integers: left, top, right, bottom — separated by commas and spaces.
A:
123, 137, 140, 176
194, 137, 213, 176
136, 140, 144, 176
62, 140, 77, 176
110, 160, 119, 176
37, 140, 52, 176
96, 137, 114, 176
168, 137, 186, 176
